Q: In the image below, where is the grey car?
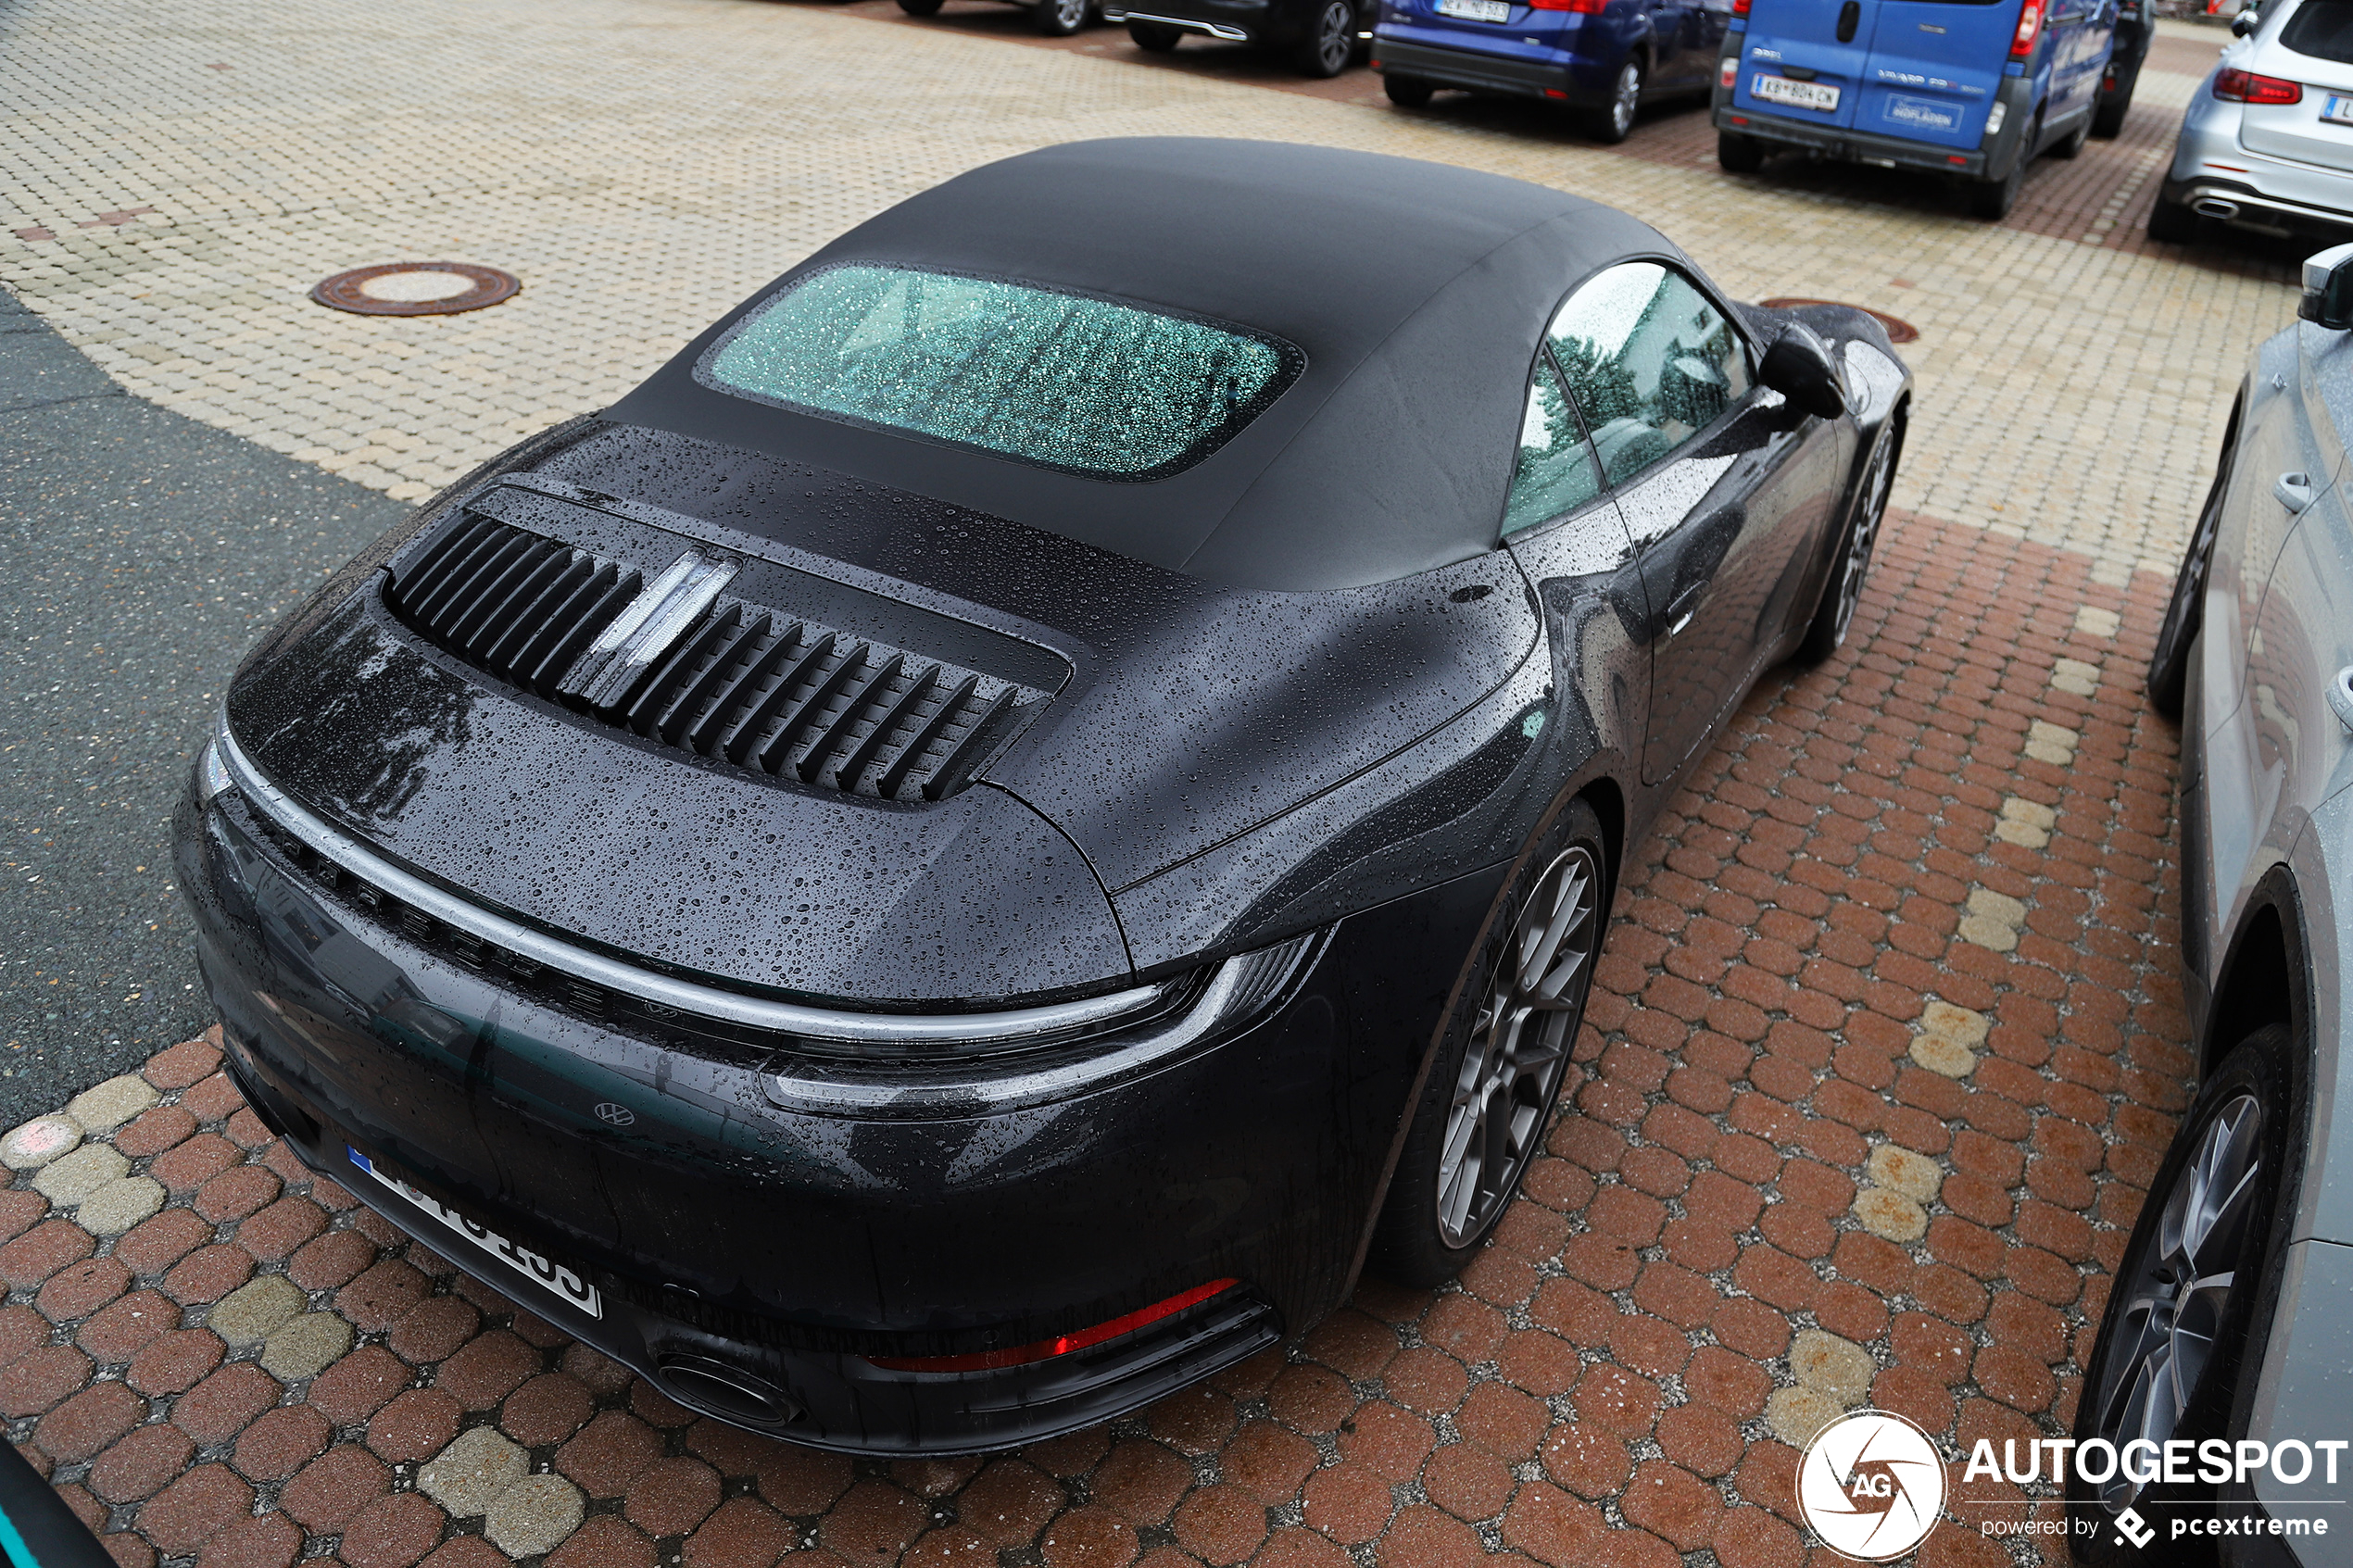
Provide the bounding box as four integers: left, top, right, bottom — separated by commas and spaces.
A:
2152, 0, 2353, 244
2066, 242, 2353, 1562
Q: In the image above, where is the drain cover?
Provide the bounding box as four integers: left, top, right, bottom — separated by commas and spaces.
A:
1758, 297, 1919, 344
311, 262, 520, 317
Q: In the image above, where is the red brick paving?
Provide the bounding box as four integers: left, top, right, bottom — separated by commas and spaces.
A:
3, 508, 2191, 1566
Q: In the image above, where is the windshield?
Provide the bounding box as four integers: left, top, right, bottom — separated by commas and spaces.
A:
2284, 0, 2353, 61
697, 265, 1299, 481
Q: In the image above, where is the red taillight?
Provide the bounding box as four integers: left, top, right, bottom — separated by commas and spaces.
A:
2009, 0, 2041, 56
1732, 0, 1750, 16
1529, 0, 1610, 14
1719, 55, 1738, 87
864, 1281, 1239, 1374
2214, 67, 2303, 103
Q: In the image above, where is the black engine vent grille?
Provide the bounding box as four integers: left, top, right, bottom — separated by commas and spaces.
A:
384, 514, 1041, 803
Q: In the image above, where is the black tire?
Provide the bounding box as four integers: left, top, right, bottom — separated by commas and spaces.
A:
2148, 194, 2198, 244
1294, 0, 1353, 76
2066, 1029, 2296, 1565
1370, 799, 1611, 1286
1033, 0, 1088, 35
1126, 19, 1183, 47
1718, 130, 1765, 173
1969, 121, 2034, 220
896, 0, 945, 15
1587, 56, 1643, 143
2147, 427, 2233, 718
2092, 59, 2137, 136
1796, 409, 1900, 663
2053, 115, 2089, 158
1383, 72, 1434, 106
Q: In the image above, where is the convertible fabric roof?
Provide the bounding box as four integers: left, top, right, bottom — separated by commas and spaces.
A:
606, 138, 1684, 590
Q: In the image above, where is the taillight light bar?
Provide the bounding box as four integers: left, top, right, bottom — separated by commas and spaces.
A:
1528, 0, 1610, 15
864, 1280, 1239, 1374
2009, 0, 2041, 56
2214, 67, 2303, 103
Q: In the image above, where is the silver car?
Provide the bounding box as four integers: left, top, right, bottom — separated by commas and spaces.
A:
2063, 244, 2353, 1562
2153, 0, 2353, 243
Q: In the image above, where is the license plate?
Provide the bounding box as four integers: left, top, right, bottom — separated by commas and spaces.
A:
1436, 0, 1512, 21
1753, 73, 1841, 112
2326, 94, 2353, 126
348, 1147, 604, 1319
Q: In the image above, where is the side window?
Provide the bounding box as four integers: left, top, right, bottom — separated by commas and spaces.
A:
1502, 360, 1604, 537
1544, 262, 1751, 489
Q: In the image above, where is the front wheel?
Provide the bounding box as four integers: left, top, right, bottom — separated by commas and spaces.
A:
1718, 130, 1765, 173
1294, 0, 1354, 76
1587, 57, 1642, 143
896, 0, 945, 15
2066, 1031, 2295, 1566
1796, 411, 1899, 663
1370, 800, 1611, 1286
1383, 71, 1435, 106
2052, 115, 2089, 158
1033, 0, 1089, 35
2147, 433, 2232, 717
1126, 19, 1183, 47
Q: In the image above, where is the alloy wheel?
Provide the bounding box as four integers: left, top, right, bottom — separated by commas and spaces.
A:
2087, 1092, 2263, 1512
1308, 1, 1353, 76
1829, 426, 1894, 646
1435, 844, 1599, 1247
1609, 61, 1641, 138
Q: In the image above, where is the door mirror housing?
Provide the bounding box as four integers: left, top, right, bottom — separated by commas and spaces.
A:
1755, 320, 1847, 420
2300, 241, 2353, 330
2231, 7, 2258, 35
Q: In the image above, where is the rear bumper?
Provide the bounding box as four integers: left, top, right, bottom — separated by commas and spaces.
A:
2165, 96, 2353, 236
1371, 36, 1585, 103
1711, 102, 1991, 176
176, 759, 1471, 1453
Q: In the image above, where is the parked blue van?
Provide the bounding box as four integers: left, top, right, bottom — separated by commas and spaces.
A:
1371, 0, 1732, 142
1710, 0, 2131, 217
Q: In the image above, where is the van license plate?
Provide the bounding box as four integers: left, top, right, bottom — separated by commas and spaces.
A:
347, 1147, 604, 1319
1754, 73, 1841, 111
1436, 0, 1512, 21
2325, 94, 2353, 125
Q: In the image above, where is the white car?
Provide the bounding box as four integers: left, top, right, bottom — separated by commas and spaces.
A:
2154, 0, 2353, 242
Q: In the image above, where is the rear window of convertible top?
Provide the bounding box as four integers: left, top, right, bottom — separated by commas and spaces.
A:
697, 265, 1301, 481
2284, 0, 2353, 62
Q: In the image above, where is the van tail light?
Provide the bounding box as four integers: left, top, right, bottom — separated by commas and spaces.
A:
1720, 55, 1738, 87
1733, 0, 1751, 16
863, 1281, 1239, 1374
2213, 68, 2303, 103
2009, 0, 2042, 56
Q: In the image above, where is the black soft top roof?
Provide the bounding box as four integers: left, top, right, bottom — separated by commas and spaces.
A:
606, 138, 1682, 590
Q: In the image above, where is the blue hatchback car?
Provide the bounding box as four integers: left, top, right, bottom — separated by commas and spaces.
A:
1372, 0, 1732, 141
1710, 0, 2129, 216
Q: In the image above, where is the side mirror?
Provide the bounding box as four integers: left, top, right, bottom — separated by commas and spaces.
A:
2300, 241, 2353, 330
2232, 7, 2258, 34
1756, 320, 1847, 420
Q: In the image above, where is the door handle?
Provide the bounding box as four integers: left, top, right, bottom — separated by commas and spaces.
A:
1666, 580, 1706, 635
2276, 471, 2317, 512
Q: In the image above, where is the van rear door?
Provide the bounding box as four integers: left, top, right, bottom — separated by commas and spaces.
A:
1851, 0, 2015, 151
1731, 0, 1879, 130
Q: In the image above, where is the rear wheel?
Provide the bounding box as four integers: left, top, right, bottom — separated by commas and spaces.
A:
2148, 194, 2198, 244
1383, 71, 1434, 106
1718, 130, 1765, 173
2093, 56, 2138, 136
1371, 800, 1610, 1286
1797, 411, 1898, 663
1034, 0, 1089, 35
1126, 19, 1183, 47
896, 0, 944, 15
1295, 0, 1354, 76
2147, 432, 2233, 718
2066, 1030, 2295, 1566
1588, 56, 1643, 142
1969, 119, 2035, 220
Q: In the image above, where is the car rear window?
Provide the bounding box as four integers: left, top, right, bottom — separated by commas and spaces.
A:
697, 265, 1300, 481
2284, 0, 2353, 61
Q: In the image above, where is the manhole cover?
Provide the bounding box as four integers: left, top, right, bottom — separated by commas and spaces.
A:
311, 262, 520, 317
1758, 297, 1919, 344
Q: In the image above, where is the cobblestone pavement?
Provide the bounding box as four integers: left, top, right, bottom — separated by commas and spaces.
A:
0, 505, 2182, 1568
0, 0, 2305, 580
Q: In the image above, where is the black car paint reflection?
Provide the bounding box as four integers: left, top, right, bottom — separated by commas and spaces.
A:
179, 138, 1909, 1453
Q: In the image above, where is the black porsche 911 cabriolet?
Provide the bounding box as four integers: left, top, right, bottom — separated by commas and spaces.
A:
178, 138, 1909, 1454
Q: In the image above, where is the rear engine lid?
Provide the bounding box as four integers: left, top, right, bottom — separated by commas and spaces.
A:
2243, 2, 2353, 173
